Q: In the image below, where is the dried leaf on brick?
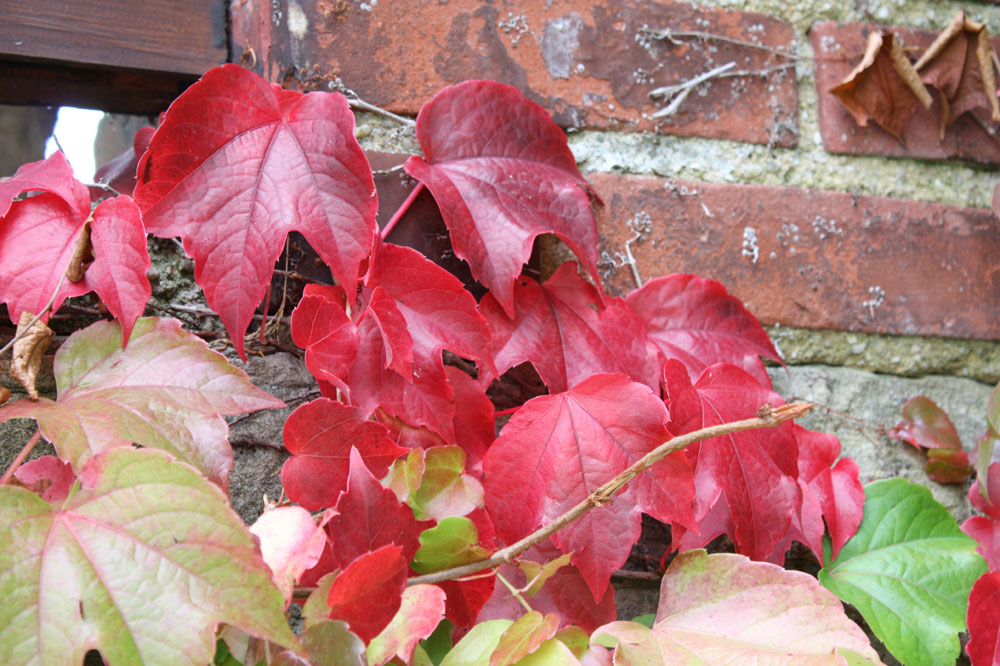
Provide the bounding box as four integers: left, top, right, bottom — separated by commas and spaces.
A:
11, 311, 53, 400
830, 31, 932, 143
914, 11, 1000, 138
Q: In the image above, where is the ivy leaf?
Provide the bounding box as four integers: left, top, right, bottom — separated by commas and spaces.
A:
12, 455, 75, 504
664, 361, 800, 561
412, 516, 490, 574
490, 611, 561, 666
915, 11, 1000, 137
830, 31, 932, 143
888, 396, 963, 450
271, 620, 366, 666
0, 154, 151, 342
134, 63, 377, 358
388, 445, 484, 521
479, 262, 659, 394
280, 398, 408, 511
819, 478, 987, 666
967, 572, 1000, 666
404, 80, 600, 316
290, 284, 359, 393
971, 462, 1000, 520
326, 544, 409, 643
962, 516, 1000, 573
593, 550, 880, 665
484, 374, 694, 601
0, 317, 283, 490
625, 273, 782, 389
248, 506, 327, 605
367, 584, 447, 666
440, 620, 513, 666
0, 447, 298, 666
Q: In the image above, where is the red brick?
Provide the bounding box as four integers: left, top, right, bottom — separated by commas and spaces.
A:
812, 21, 1000, 165
590, 173, 1000, 340
230, 0, 798, 146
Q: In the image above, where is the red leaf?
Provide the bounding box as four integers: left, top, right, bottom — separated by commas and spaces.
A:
484, 374, 694, 600
436, 575, 496, 632
281, 399, 409, 511
0, 151, 89, 219
134, 64, 377, 358
365, 242, 495, 378
626, 274, 781, 389
326, 544, 408, 643
925, 447, 973, 484
366, 286, 414, 379
94, 126, 155, 197
290, 284, 359, 392
479, 262, 659, 394
326, 447, 420, 569
13, 455, 75, 504
87, 196, 152, 343
664, 361, 799, 561
963, 516, 1000, 573
404, 80, 600, 316
888, 396, 963, 450
967, 572, 1000, 666
478, 542, 616, 633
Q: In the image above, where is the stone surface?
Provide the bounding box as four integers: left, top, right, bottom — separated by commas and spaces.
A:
231, 0, 799, 146
769, 364, 993, 522
812, 21, 1000, 165
587, 173, 1000, 340
225, 351, 318, 449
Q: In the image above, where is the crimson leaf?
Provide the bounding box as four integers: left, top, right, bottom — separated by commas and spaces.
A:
626, 274, 781, 388
664, 360, 800, 561
281, 398, 408, 511
484, 374, 694, 600
479, 261, 659, 393
290, 284, 359, 393
326, 544, 408, 643
134, 63, 377, 358
404, 80, 600, 316
967, 572, 1000, 666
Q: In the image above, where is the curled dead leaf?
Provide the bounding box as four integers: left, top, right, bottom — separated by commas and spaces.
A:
11, 310, 53, 399
830, 31, 932, 144
915, 11, 1000, 139
65, 219, 93, 283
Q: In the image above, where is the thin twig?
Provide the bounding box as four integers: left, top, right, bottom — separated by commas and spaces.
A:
496, 571, 533, 613
641, 28, 801, 60
649, 62, 735, 119
348, 97, 416, 128
407, 401, 815, 586
624, 233, 643, 289
0, 429, 44, 485
0, 273, 67, 357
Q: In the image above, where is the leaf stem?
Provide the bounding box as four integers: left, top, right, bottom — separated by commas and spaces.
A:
381, 182, 425, 240
496, 570, 533, 613
0, 429, 44, 486
406, 401, 815, 586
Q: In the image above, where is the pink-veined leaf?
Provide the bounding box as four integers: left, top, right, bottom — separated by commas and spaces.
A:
326, 447, 420, 569
479, 262, 659, 393
366, 584, 446, 666
0, 155, 150, 342
281, 398, 409, 511
888, 396, 963, 450
478, 541, 616, 634
326, 544, 408, 643
388, 445, 484, 521
404, 80, 600, 316
664, 360, 800, 562
963, 516, 1000, 573
484, 374, 694, 600
626, 274, 782, 388
290, 284, 359, 392
12, 455, 75, 504
0, 447, 298, 666
249, 506, 328, 605
967, 572, 1000, 666
490, 611, 561, 666
133, 64, 377, 358
594, 550, 881, 666
0, 317, 282, 490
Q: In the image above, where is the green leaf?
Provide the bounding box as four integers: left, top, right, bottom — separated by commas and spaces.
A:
0, 317, 283, 489
412, 516, 490, 574
517, 551, 572, 598
988, 381, 1000, 435
595, 549, 881, 665
409, 446, 484, 521
302, 571, 338, 629
0, 447, 298, 666
630, 614, 656, 628
439, 620, 513, 666
819, 478, 986, 666
270, 620, 365, 666
512, 638, 582, 665
421, 619, 454, 665
490, 611, 560, 666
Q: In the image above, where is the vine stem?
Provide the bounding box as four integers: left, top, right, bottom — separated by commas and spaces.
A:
381, 183, 425, 240
0, 430, 44, 486
407, 401, 815, 586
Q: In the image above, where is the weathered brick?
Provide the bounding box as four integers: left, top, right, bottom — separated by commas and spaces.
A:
231, 0, 799, 146
812, 21, 1000, 165
589, 173, 1000, 340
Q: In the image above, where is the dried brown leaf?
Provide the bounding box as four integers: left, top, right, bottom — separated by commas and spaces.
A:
65, 219, 92, 283
915, 11, 1000, 138
11, 310, 53, 399
830, 31, 932, 144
